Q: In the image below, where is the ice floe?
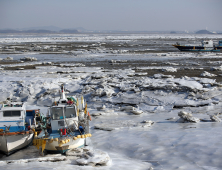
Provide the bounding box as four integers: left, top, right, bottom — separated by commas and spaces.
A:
20, 56, 37, 61
200, 71, 217, 77
176, 111, 200, 123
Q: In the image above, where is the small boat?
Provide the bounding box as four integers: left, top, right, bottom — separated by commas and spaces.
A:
0, 102, 36, 155
33, 84, 92, 156
173, 40, 222, 52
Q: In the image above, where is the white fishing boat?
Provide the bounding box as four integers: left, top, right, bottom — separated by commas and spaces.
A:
33, 84, 92, 155
0, 102, 34, 155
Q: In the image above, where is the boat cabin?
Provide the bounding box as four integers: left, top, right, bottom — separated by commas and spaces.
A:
0, 103, 26, 132
201, 40, 214, 47
49, 84, 80, 134
50, 104, 78, 133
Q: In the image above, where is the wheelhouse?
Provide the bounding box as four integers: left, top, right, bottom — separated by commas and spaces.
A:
51, 106, 77, 120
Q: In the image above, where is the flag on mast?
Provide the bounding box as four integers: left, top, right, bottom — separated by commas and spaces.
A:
76, 98, 79, 116
84, 102, 87, 114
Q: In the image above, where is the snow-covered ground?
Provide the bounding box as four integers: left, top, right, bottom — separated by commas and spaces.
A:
1, 34, 222, 170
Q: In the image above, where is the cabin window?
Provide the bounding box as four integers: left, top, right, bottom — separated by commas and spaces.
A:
51, 107, 63, 120
51, 107, 76, 120
65, 107, 76, 118
205, 42, 208, 44
3, 111, 21, 117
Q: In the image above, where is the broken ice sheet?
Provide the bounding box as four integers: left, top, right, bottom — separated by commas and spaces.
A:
176, 111, 200, 123
94, 119, 154, 131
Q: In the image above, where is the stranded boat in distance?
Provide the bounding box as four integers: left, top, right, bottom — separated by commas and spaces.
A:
173, 40, 222, 52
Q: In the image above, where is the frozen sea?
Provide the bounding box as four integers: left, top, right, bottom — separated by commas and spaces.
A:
1, 33, 222, 170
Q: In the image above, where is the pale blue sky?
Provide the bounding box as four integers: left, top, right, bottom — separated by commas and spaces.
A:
0, 0, 221, 31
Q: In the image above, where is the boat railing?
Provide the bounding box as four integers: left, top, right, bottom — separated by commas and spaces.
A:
3, 103, 24, 108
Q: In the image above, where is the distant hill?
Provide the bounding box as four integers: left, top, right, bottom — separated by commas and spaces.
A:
0, 29, 56, 33
24, 29, 56, 33
0, 25, 81, 34
0, 29, 21, 33
23, 26, 61, 32
0, 29, 79, 34
59, 29, 79, 33
196, 30, 213, 34
1, 27, 219, 34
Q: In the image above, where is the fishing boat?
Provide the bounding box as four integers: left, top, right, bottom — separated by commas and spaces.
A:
33, 84, 92, 156
172, 40, 222, 52
0, 102, 35, 155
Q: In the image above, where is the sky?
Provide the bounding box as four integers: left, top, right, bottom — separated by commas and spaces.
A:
0, 0, 222, 31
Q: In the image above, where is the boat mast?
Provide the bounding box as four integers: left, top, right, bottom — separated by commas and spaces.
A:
61, 84, 66, 100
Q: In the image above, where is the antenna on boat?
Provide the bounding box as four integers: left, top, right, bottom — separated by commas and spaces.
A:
58, 82, 66, 99
57, 82, 68, 104
61, 83, 66, 100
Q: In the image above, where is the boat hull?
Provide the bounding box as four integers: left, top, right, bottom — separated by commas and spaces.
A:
44, 137, 85, 154
0, 132, 34, 155
173, 45, 222, 52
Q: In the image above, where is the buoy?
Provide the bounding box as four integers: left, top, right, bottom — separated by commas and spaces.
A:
81, 135, 85, 138
84, 134, 87, 138
73, 137, 78, 140
77, 135, 81, 138
49, 139, 53, 143
60, 140, 65, 145
35, 132, 38, 137
54, 138, 58, 141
